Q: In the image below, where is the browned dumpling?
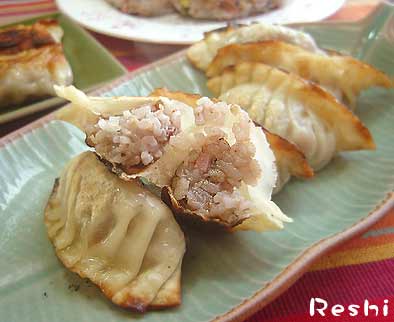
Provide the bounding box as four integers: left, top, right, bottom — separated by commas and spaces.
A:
207, 62, 375, 170
44, 152, 186, 311
206, 41, 393, 109
0, 19, 73, 108
187, 22, 322, 72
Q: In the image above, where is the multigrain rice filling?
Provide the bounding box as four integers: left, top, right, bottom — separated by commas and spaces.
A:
86, 96, 238, 174
86, 100, 183, 172
171, 120, 262, 224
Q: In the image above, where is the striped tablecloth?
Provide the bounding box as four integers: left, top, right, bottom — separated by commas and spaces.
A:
2, 1, 394, 321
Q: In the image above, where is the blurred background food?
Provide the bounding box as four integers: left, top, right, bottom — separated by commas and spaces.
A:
106, 0, 174, 16
105, 0, 281, 20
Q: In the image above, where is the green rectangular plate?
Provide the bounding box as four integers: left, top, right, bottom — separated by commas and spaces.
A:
0, 13, 126, 124
0, 3, 393, 322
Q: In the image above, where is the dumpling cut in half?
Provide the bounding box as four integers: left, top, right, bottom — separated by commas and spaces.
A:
157, 99, 291, 231
206, 41, 393, 109
145, 89, 303, 231
44, 152, 186, 312
150, 88, 314, 194
207, 62, 375, 170
54, 85, 196, 180
56, 86, 298, 231
187, 22, 323, 72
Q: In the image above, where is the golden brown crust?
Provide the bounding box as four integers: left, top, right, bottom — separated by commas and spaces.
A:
149, 264, 182, 309
207, 61, 376, 152
161, 186, 240, 230
150, 88, 203, 107
92, 151, 146, 179
0, 19, 58, 55
297, 78, 375, 150
206, 41, 393, 89
0, 43, 66, 75
263, 129, 314, 179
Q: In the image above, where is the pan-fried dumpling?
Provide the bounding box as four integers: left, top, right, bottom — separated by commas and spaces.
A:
207, 62, 375, 170
0, 19, 73, 108
44, 152, 186, 312
150, 88, 313, 193
206, 41, 393, 109
187, 23, 323, 72
54, 85, 196, 179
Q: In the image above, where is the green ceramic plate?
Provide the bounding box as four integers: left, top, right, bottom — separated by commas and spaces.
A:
0, 3, 394, 322
0, 14, 126, 124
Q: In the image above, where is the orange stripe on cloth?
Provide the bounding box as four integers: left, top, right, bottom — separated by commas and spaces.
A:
366, 208, 394, 229
310, 242, 394, 271
335, 231, 394, 252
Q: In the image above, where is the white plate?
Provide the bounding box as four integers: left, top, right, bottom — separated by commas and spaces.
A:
56, 0, 345, 44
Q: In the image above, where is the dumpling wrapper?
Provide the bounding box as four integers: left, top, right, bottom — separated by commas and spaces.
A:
207, 62, 375, 170
54, 85, 196, 178
187, 23, 323, 71
55, 85, 162, 129
206, 41, 393, 109
44, 152, 186, 312
151, 88, 313, 192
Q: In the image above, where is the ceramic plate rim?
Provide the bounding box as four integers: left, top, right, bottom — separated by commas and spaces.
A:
1, 40, 394, 320
55, 0, 345, 45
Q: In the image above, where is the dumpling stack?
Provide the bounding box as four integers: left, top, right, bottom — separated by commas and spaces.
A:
55, 85, 310, 229
47, 84, 311, 312
187, 22, 392, 174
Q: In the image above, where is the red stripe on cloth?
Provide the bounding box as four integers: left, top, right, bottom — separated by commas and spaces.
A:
0, 7, 56, 17
246, 259, 394, 321
0, 0, 54, 9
